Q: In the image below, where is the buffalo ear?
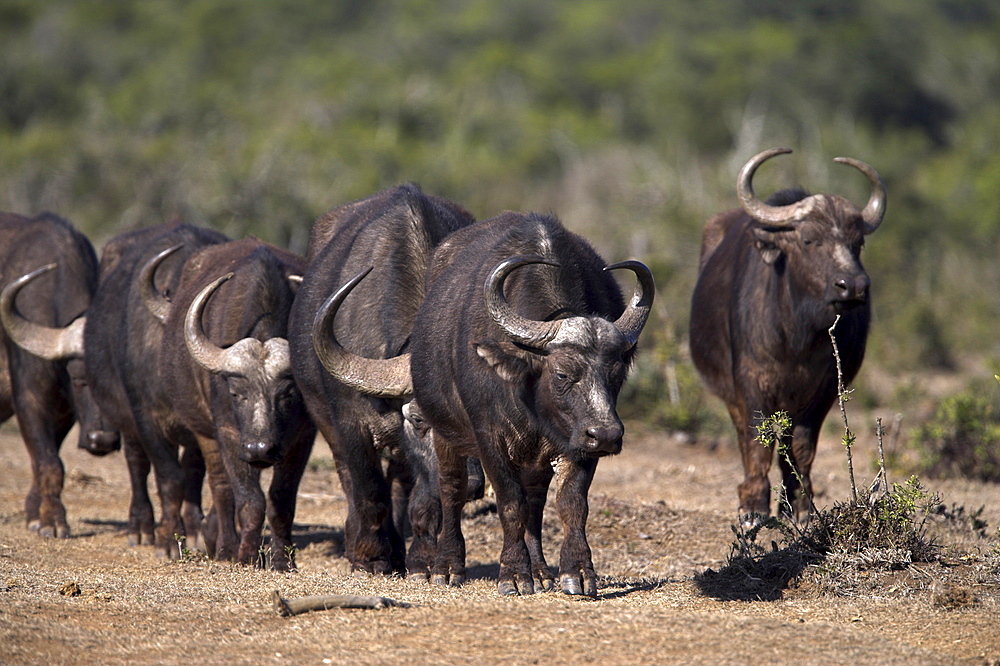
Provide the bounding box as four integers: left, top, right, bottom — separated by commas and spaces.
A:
473, 340, 531, 384
752, 227, 782, 265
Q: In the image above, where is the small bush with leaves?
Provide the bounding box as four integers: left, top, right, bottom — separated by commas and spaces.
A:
909, 390, 1000, 482
804, 476, 941, 567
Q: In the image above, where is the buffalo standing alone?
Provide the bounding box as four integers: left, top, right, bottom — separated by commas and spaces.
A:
689, 147, 886, 522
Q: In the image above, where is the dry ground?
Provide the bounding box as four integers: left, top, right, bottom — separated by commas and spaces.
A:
1, 417, 998, 665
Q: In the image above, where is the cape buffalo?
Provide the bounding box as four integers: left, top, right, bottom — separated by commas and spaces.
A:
288, 184, 475, 577
156, 237, 315, 569
689, 147, 886, 522
322, 212, 654, 596
83, 223, 228, 557
0, 212, 116, 538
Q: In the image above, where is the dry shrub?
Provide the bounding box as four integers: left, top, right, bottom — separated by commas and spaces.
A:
932, 583, 980, 610
696, 478, 944, 601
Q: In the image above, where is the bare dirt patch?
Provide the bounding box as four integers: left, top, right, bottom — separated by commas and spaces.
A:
1, 420, 998, 665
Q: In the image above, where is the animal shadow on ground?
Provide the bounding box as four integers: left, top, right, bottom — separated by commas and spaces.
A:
694, 547, 820, 601
465, 562, 501, 582
79, 517, 129, 539
599, 577, 670, 600
292, 523, 345, 559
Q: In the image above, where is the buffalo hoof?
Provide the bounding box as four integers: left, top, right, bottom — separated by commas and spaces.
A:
271, 559, 295, 573
559, 573, 597, 597
127, 531, 155, 547
430, 573, 464, 587
351, 559, 396, 577
537, 576, 555, 592
36, 524, 71, 539
154, 543, 181, 561
497, 574, 535, 596
407, 572, 429, 583
739, 512, 768, 531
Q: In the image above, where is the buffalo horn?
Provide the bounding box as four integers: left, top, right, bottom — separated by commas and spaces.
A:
139, 243, 183, 323
833, 156, 887, 234
184, 272, 292, 378
312, 267, 414, 398
485, 255, 654, 351
484, 255, 566, 349
605, 260, 655, 349
736, 147, 801, 227
0, 264, 85, 360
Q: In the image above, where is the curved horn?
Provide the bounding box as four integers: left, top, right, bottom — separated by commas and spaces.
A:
0, 264, 85, 360
736, 147, 803, 227
484, 255, 565, 349
604, 260, 655, 349
833, 156, 887, 234
184, 272, 238, 374
140, 244, 183, 323
312, 267, 413, 398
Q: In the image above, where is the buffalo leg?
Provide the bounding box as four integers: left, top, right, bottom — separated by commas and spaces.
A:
265, 432, 313, 571
180, 444, 206, 552
430, 441, 467, 587
735, 405, 773, 520
122, 436, 155, 546
780, 423, 819, 522
324, 422, 404, 576
196, 434, 238, 561
11, 362, 74, 538
479, 442, 533, 596
400, 418, 441, 580
137, 427, 189, 560
555, 456, 598, 597
522, 465, 555, 591
386, 454, 411, 540
233, 466, 266, 568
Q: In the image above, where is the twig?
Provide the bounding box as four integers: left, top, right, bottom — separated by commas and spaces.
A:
828, 315, 858, 502
875, 417, 889, 494
271, 590, 409, 616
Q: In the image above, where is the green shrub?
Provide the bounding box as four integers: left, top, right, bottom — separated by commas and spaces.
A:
908, 390, 1000, 482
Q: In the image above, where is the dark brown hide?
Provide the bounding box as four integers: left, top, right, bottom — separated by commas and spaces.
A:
689, 149, 884, 521
159, 238, 314, 570
83, 223, 228, 558
0, 212, 102, 537
288, 184, 475, 577
409, 212, 653, 596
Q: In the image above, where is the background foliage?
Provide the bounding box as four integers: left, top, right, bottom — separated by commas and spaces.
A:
2, 0, 999, 437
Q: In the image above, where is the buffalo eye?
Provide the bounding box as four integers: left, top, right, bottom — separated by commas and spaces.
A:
227, 378, 249, 403
275, 381, 296, 408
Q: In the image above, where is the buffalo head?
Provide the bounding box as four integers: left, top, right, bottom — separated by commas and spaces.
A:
312, 256, 653, 458
185, 273, 302, 467
738, 147, 886, 314
477, 255, 653, 457
0, 264, 120, 455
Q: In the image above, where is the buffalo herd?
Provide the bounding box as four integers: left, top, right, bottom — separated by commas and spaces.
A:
0, 148, 885, 596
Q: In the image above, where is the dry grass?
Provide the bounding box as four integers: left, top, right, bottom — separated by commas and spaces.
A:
1, 424, 999, 665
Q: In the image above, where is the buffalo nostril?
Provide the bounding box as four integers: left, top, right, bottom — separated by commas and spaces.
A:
241, 441, 274, 462
586, 424, 624, 448
855, 275, 871, 299
834, 276, 870, 301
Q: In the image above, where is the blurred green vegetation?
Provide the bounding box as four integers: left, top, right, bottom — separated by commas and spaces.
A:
2, 1, 999, 435
900, 383, 1000, 482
